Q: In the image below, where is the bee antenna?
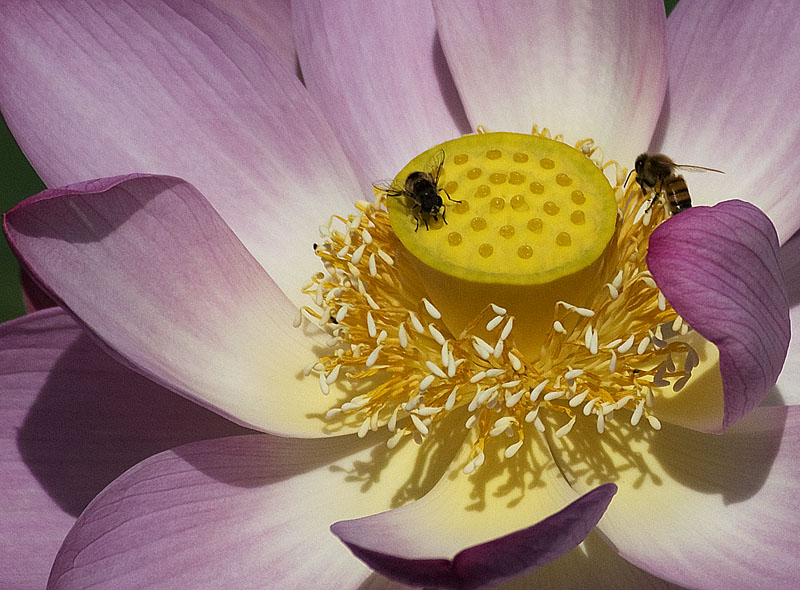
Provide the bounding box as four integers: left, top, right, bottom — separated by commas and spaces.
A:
623, 168, 634, 188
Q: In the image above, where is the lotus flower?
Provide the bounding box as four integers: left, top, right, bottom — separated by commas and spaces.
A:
2, 1, 800, 589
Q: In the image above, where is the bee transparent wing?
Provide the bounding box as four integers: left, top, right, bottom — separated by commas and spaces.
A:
373, 177, 406, 197
674, 164, 725, 174
424, 149, 446, 183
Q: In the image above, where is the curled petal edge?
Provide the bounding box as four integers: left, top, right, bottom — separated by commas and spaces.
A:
647, 199, 789, 431
331, 483, 617, 590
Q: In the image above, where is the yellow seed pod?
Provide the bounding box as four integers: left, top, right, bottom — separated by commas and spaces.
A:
386, 132, 616, 286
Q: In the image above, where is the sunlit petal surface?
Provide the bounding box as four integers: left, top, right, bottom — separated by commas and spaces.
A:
550, 406, 800, 589
0, 0, 361, 305
433, 0, 667, 165
5, 175, 341, 435
293, 0, 470, 190
48, 433, 444, 590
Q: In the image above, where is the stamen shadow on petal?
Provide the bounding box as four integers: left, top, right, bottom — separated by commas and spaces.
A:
549, 408, 784, 505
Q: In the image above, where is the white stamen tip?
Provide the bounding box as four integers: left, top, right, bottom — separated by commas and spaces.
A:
555, 417, 577, 438
470, 371, 487, 384
422, 298, 442, 319
386, 430, 404, 449
365, 345, 382, 367
409, 311, 424, 333
569, 389, 590, 407
524, 407, 540, 423
351, 243, 366, 265
486, 315, 504, 331
388, 406, 400, 432
647, 415, 662, 430
631, 399, 645, 426
500, 317, 514, 341
325, 364, 341, 384
543, 390, 564, 401
319, 372, 330, 395
490, 303, 507, 315
618, 334, 635, 354
419, 374, 435, 392
504, 440, 524, 458
445, 388, 458, 411
357, 416, 371, 438
398, 323, 409, 348
530, 380, 549, 401
425, 360, 447, 379
428, 324, 446, 346
410, 413, 429, 436
505, 390, 525, 408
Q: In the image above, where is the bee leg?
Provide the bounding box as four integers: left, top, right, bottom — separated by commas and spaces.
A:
440, 188, 461, 204
441, 206, 448, 225
645, 193, 660, 213
414, 216, 420, 232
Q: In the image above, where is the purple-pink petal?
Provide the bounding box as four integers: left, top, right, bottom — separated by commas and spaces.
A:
775, 228, 800, 405
654, 0, 800, 242
215, 0, 296, 69
0, 0, 361, 305
0, 308, 249, 590
4, 174, 341, 436
331, 484, 616, 590
647, 200, 789, 430
433, 0, 667, 166
47, 434, 407, 590
293, 0, 469, 189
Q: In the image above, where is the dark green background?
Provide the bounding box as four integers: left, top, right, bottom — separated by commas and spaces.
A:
0, 0, 680, 323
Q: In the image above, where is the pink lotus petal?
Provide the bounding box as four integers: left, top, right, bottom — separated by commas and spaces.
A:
647, 200, 789, 431
20, 265, 56, 312
293, 0, 470, 189
0, 0, 361, 306
329, 435, 615, 590
774, 229, 800, 405
4, 175, 343, 436
215, 0, 296, 69
48, 434, 420, 590
552, 406, 800, 590
433, 0, 667, 165
332, 484, 615, 590
653, 0, 800, 243
0, 308, 248, 590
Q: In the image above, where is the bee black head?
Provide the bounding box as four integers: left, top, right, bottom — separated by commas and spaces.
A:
634, 154, 647, 175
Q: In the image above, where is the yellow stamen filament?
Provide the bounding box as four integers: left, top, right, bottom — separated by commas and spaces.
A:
298, 128, 696, 473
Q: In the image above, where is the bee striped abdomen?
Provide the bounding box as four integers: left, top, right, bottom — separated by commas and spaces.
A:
663, 175, 692, 214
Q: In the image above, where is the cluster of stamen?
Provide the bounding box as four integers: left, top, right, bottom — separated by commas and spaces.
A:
297, 130, 697, 473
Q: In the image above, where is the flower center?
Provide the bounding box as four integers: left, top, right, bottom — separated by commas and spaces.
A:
386, 131, 617, 355
298, 128, 699, 474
